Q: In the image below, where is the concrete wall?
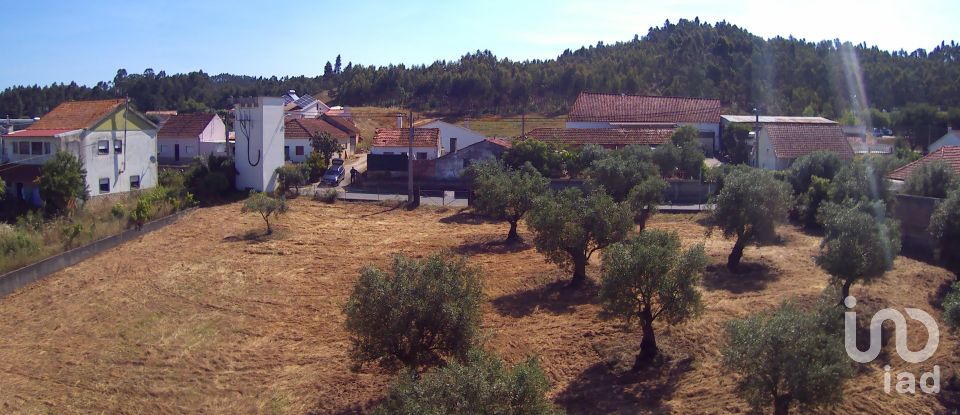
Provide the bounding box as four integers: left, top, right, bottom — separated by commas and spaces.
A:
284, 138, 311, 163
235, 97, 285, 192
894, 194, 942, 255
0, 208, 195, 298
83, 129, 158, 195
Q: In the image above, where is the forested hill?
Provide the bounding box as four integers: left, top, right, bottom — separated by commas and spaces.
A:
2, 18, 958, 120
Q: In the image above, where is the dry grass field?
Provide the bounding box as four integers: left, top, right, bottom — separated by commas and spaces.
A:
0, 199, 956, 414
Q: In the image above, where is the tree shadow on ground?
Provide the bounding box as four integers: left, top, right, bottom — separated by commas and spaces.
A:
491, 279, 597, 318
358, 203, 403, 218
702, 262, 779, 293
454, 234, 532, 255
929, 278, 958, 309
438, 210, 496, 225
555, 352, 694, 414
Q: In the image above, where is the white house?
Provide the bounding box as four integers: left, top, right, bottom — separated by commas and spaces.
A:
371, 128, 442, 160
414, 120, 486, 154
929, 127, 960, 153
754, 122, 854, 170
1, 99, 158, 202
565, 92, 722, 156
284, 93, 330, 119
284, 116, 361, 163
156, 112, 227, 165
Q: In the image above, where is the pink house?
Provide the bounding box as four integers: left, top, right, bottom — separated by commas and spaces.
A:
156, 113, 227, 165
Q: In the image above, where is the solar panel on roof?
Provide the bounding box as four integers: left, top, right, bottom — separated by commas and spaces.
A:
293, 94, 317, 109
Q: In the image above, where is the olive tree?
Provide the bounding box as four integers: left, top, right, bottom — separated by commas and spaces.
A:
469, 160, 549, 242
930, 188, 960, 279
526, 187, 633, 288
599, 230, 707, 367
376, 349, 559, 415
39, 151, 88, 215
904, 159, 959, 199
723, 299, 851, 415
585, 145, 659, 202
816, 201, 900, 300
710, 167, 791, 271
310, 131, 343, 161
240, 191, 288, 235
627, 176, 667, 231
503, 138, 566, 177
343, 252, 483, 372
785, 151, 844, 195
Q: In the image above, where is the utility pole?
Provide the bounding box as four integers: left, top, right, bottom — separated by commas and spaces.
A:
407, 111, 414, 203
521, 109, 526, 137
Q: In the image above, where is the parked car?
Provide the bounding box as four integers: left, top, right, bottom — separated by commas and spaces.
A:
323, 164, 345, 186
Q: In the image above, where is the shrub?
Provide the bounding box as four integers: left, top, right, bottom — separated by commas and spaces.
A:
503, 138, 566, 177
128, 197, 152, 230
723, 298, 851, 415
944, 282, 960, 328
796, 175, 831, 228
930, 189, 960, 278
376, 349, 559, 415
599, 230, 707, 367
310, 131, 343, 161
903, 160, 959, 199
710, 167, 791, 271
159, 169, 185, 189
566, 144, 607, 178
240, 191, 288, 235
61, 223, 84, 249
38, 151, 88, 215
304, 151, 329, 181
0, 228, 40, 256
469, 160, 549, 242
200, 171, 230, 197
786, 151, 844, 195
585, 146, 659, 202
110, 203, 126, 220
276, 164, 307, 194
720, 123, 753, 164
315, 188, 338, 204
527, 187, 633, 288
827, 158, 894, 207
343, 252, 483, 372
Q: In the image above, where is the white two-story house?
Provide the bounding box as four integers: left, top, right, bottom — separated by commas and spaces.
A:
1, 99, 158, 203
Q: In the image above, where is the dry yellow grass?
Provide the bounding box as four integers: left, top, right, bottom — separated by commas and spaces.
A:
0, 200, 955, 414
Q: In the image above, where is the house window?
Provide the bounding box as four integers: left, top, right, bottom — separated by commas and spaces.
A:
160, 145, 169, 155
99, 178, 110, 193
295, 146, 304, 156
11, 141, 18, 155
185, 145, 194, 155
450, 137, 458, 153
114, 140, 123, 154
416, 152, 428, 160
216, 144, 225, 153
18, 141, 29, 155
284, 146, 290, 160
130, 175, 141, 189
31, 141, 43, 155
43, 142, 52, 154
97, 140, 109, 155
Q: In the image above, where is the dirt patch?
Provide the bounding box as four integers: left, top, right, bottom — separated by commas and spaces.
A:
0, 201, 956, 414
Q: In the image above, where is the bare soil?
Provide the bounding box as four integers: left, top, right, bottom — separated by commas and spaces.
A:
0, 199, 956, 414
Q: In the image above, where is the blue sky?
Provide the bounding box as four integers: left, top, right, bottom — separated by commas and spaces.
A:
1, 0, 957, 89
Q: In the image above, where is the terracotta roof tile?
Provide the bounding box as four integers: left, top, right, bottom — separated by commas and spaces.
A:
285, 118, 351, 139
888, 146, 960, 181
524, 127, 675, 148
485, 137, 513, 148
569, 92, 721, 124
2, 129, 77, 138
157, 113, 218, 139
321, 114, 360, 134
766, 123, 854, 160
372, 128, 440, 147
28, 99, 126, 130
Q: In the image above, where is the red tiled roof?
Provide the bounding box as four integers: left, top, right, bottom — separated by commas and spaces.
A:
157, 113, 218, 139
321, 114, 360, 134
524, 127, 676, 148
28, 99, 126, 130
766, 123, 854, 160
372, 128, 440, 147
2, 129, 76, 138
888, 146, 960, 181
568, 92, 721, 124
485, 137, 513, 148
285, 118, 350, 139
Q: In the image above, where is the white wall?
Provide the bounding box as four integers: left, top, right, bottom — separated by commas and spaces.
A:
564, 120, 721, 156
83, 129, 158, 195
284, 138, 311, 163
157, 138, 199, 163
419, 120, 485, 154
371, 146, 440, 160
235, 97, 285, 192
756, 128, 791, 170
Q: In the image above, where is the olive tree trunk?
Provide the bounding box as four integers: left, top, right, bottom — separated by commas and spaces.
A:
633, 306, 658, 370
727, 230, 748, 272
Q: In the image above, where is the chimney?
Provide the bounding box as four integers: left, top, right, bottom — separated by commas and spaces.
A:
397, 113, 404, 129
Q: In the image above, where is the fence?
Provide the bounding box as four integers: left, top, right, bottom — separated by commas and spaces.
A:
0, 208, 196, 298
